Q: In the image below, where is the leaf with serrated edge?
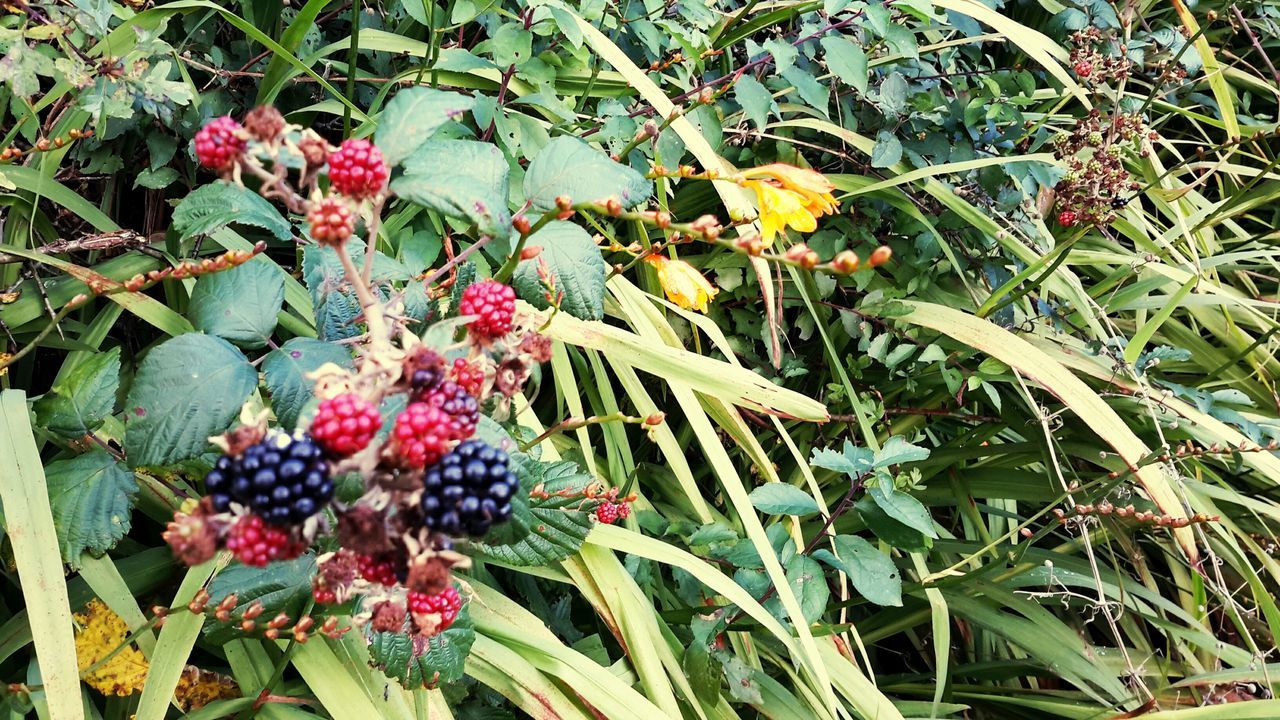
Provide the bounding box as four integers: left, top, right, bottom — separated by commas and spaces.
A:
523, 136, 652, 211
263, 338, 354, 430
392, 139, 512, 241
44, 449, 138, 567
34, 347, 120, 438
172, 183, 291, 240
813, 535, 902, 606
367, 604, 475, 686
469, 455, 594, 566
375, 87, 475, 166
512, 221, 605, 321
188, 261, 284, 349
123, 334, 257, 468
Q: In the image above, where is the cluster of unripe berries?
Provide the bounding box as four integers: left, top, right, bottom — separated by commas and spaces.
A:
193, 109, 390, 248
1052, 110, 1149, 228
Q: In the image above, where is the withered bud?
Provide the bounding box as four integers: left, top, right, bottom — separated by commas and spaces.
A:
297, 132, 331, 169
244, 105, 286, 142
163, 497, 222, 567
371, 601, 408, 633
643, 120, 660, 138
336, 506, 393, 556
645, 412, 666, 426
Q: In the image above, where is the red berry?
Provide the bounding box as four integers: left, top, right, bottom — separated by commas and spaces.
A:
1057, 210, 1078, 227
1074, 61, 1093, 78
307, 196, 356, 247
327, 138, 388, 199
449, 358, 485, 398
311, 393, 381, 457
407, 586, 463, 633
194, 116, 246, 172
596, 502, 620, 525
225, 514, 301, 567
391, 402, 457, 468
617, 502, 631, 520
459, 280, 516, 340
357, 554, 399, 587
312, 585, 338, 605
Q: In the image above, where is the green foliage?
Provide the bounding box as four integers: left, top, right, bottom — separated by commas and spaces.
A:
512, 221, 605, 320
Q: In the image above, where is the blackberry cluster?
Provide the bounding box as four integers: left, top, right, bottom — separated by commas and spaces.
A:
423, 380, 479, 438
205, 431, 334, 526
420, 440, 518, 537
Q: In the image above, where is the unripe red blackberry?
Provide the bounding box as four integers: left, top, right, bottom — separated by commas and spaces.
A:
310, 393, 381, 457
357, 554, 399, 587
194, 116, 246, 172
327, 138, 388, 199
1058, 209, 1078, 227
449, 358, 485, 397
307, 196, 356, 247
458, 280, 516, 340
1074, 61, 1093, 78
391, 402, 458, 468
407, 586, 462, 633
226, 514, 302, 567
420, 440, 518, 537
596, 502, 620, 525
422, 380, 479, 440
243, 105, 286, 142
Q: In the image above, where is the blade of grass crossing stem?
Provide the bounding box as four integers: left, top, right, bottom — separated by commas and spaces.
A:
0, 391, 84, 720
2, 165, 118, 231
135, 557, 219, 720
909, 553, 950, 719
77, 553, 156, 656
467, 581, 670, 720
287, 637, 393, 719
257, 0, 332, 104
330, 630, 419, 720
897, 301, 1198, 562
549, 342, 598, 478
559, 555, 683, 718
465, 636, 590, 719
1123, 275, 1198, 365
600, 283, 838, 711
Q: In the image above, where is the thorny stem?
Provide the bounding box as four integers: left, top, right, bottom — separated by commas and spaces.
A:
494, 211, 557, 283
335, 242, 391, 351
519, 411, 656, 452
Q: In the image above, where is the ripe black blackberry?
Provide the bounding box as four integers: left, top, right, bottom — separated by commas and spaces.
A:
204, 431, 334, 526
424, 380, 479, 439
420, 440, 518, 537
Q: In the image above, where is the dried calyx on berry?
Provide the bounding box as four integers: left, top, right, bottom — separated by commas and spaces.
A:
243, 105, 286, 143
205, 430, 334, 526
420, 440, 519, 537
407, 586, 463, 636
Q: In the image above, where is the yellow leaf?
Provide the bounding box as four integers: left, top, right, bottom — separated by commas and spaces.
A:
74, 599, 150, 697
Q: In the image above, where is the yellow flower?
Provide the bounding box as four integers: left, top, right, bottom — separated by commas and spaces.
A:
740, 164, 838, 246
74, 600, 149, 697
645, 255, 718, 312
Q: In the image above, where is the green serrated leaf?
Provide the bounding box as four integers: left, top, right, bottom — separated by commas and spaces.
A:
469, 455, 595, 566
810, 440, 873, 477
303, 240, 408, 341
134, 167, 179, 190
748, 484, 819, 516
262, 338, 355, 430
123, 334, 257, 468
523, 136, 652, 211
814, 535, 902, 607
172, 183, 292, 241
870, 131, 903, 168
34, 347, 120, 438
392, 139, 512, 242
375, 88, 475, 167
44, 449, 138, 568
875, 436, 930, 467
856, 495, 932, 551
188, 261, 284, 349
203, 555, 316, 644
367, 603, 476, 686
512, 221, 605, 321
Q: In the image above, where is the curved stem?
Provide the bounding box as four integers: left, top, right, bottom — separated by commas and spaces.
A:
336, 242, 390, 350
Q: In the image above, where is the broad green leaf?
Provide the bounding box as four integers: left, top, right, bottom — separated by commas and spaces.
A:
779, 65, 829, 115
748, 483, 820, 516
810, 440, 873, 477
734, 74, 777, 130
820, 36, 868, 93
469, 456, 594, 566
392, 139, 512, 241
874, 436, 930, 467
367, 604, 475, 686
188, 260, 285, 349
512, 221, 605, 321
814, 535, 902, 607
868, 483, 937, 538
523, 136, 652, 211
123, 334, 257, 468
763, 554, 828, 624
375, 88, 475, 166
870, 131, 903, 168
44, 449, 138, 567
203, 556, 316, 643
856, 496, 932, 551
172, 182, 292, 241
303, 240, 409, 341
263, 338, 355, 430
33, 347, 120, 438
